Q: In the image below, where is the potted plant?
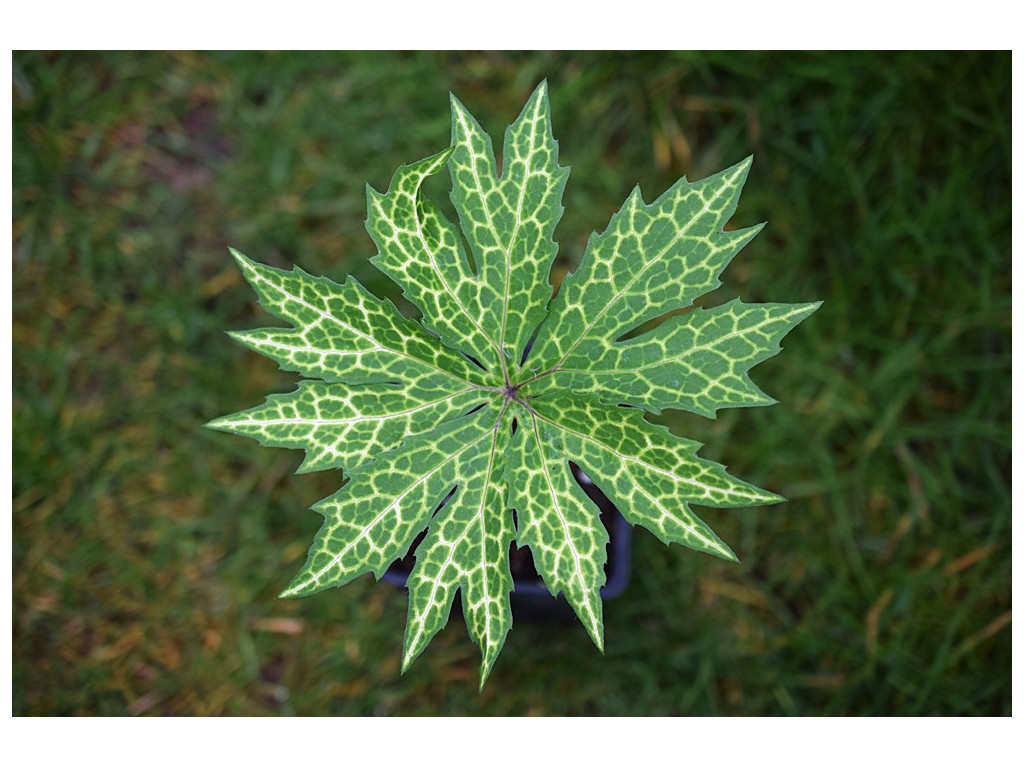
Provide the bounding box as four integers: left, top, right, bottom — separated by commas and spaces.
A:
207, 81, 818, 686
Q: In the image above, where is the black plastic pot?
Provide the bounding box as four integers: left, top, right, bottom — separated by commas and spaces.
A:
382, 464, 632, 622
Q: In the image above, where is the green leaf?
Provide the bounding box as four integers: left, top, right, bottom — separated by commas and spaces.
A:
280, 401, 500, 596
366, 150, 505, 373
507, 406, 607, 649
526, 158, 763, 377
227, 248, 488, 390
448, 82, 568, 377
532, 299, 823, 417
205, 380, 482, 474
522, 394, 781, 560
208, 82, 819, 686
402, 400, 514, 687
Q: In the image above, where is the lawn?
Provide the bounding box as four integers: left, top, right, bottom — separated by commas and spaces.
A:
13, 51, 1010, 715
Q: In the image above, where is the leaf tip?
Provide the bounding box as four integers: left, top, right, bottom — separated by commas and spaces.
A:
449, 90, 468, 116
478, 659, 495, 691
277, 583, 302, 599
478, 639, 509, 689
401, 631, 427, 676
400, 651, 415, 676
759, 489, 787, 506
228, 246, 254, 272
413, 146, 454, 174
711, 539, 740, 563
434, 145, 455, 164
721, 154, 754, 188
449, 93, 483, 144
279, 567, 324, 599
202, 415, 226, 431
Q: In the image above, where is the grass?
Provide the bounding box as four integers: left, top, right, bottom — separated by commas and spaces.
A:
13, 51, 1010, 716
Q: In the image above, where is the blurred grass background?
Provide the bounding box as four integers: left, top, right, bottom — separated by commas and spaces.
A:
13, 51, 1010, 715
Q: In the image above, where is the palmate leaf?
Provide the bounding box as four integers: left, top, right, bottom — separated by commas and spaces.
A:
208, 81, 819, 687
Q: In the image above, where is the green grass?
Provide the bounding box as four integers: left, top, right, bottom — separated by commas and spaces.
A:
13, 51, 1010, 715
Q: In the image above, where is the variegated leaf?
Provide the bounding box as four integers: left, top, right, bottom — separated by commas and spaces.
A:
526, 158, 762, 376
205, 380, 482, 474
366, 150, 504, 373
209, 82, 818, 686
402, 401, 514, 687
532, 299, 822, 417
280, 402, 502, 597
449, 81, 568, 377
228, 248, 488, 389
507, 406, 607, 648
526, 393, 781, 560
